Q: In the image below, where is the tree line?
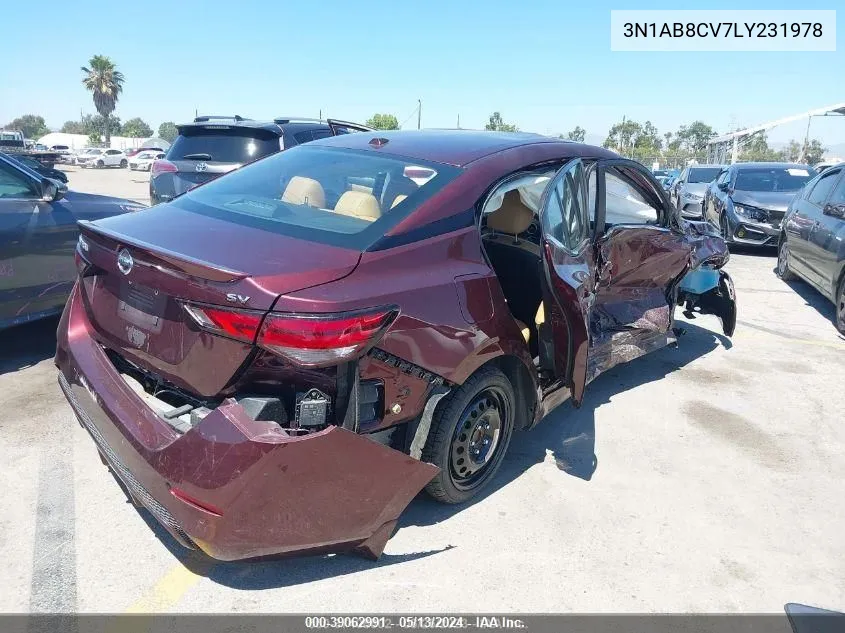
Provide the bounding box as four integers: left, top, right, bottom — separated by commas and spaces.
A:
3, 56, 829, 165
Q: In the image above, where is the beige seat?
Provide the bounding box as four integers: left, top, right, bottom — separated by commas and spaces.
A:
281, 176, 326, 208
487, 190, 534, 240
515, 303, 545, 346
334, 191, 381, 222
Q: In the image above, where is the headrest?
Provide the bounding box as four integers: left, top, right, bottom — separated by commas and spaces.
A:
487, 189, 533, 235
334, 191, 381, 222
281, 176, 326, 208
391, 194, 408, 209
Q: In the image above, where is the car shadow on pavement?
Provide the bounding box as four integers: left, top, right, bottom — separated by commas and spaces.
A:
0, 316, 59, 374
778, 277, 839, 333
401, 320, 731, 528
133, 508, 454, 590
123, 321, 728, 590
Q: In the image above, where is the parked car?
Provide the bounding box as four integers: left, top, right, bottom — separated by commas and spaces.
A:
0, 152, 145, 330
57, 130, 736, 562
129, 150, 165, 171
126, 146, 165, 158
813, 161, 837, 174
652, 169, 669, 178
76, 148, 128, 169
777, 163, 845, 333
50, 145, 75, 163
3, 151, 68, 183
670, 164, 723, 219
703, 162, 816, 247
149, 115, 372, 204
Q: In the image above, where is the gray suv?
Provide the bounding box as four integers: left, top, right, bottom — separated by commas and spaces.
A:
149, 115, 371, 205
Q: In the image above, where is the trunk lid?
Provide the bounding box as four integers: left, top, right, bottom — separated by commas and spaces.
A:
77, 204, 361, 396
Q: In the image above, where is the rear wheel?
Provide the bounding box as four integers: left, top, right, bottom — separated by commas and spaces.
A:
777, 239, 796, 281
120, 158, 128, 168
422, 367, 515, 504
835, 277, 845, 335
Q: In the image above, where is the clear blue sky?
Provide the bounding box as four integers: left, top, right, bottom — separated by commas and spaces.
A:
2, 0, 843, 146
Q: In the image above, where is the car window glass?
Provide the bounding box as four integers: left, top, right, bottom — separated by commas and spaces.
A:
311, 129, 332, 140
182, 145, 460, 250
687, 167, 721, 183
543, 161, 587, 250
168, 128, 280, 163
0, 162, 38, 198
807, 169, 840, 205
717, 170, 730, 186
826, 172, 845, 204
604, 168, 659, 226
293, 131, 314, 144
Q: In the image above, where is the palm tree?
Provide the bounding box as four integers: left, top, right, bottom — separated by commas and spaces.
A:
81, 55, 125, 145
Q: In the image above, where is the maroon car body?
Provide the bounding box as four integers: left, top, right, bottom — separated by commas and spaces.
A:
55, 130, 736, 561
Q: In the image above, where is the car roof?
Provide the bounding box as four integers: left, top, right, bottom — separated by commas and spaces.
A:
732, 162, 812, 170
176, 116, 330, 136
307, 129, 610, 167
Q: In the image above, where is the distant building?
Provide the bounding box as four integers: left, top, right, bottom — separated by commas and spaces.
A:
36, 132, 171, 152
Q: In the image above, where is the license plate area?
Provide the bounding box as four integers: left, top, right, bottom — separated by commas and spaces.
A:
118, 282, 167, 334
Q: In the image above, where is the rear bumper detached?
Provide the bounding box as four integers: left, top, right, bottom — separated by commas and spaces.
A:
55, 285, 439, 561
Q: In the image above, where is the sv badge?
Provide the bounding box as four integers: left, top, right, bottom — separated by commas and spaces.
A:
226, 293, 250, 304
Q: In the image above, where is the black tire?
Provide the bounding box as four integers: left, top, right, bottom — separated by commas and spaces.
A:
422, 367, 515, 504
120, 158, 128, 168
835, 276, 845, 335
777, 238, 796, 281
96, 160, 104, 168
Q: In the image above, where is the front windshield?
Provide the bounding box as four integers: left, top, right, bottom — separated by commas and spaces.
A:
687, 167, 721, 183
734, 167, 816, 192
180, 145, 460, 250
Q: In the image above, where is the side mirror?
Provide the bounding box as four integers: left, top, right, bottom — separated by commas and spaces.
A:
823, 203, 845, 218
41, 178, 65, 202
717, 182, 729, 192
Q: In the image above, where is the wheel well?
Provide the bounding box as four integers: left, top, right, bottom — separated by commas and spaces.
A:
483, 355, 537, 430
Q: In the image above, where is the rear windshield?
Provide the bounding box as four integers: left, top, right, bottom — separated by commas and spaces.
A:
176, 145, 461, 250
168, 127, 280, 164
687, 167, 721, 183
734, 167, 816, 192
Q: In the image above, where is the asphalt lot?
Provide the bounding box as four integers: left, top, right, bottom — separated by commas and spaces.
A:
1, 167, 843, 614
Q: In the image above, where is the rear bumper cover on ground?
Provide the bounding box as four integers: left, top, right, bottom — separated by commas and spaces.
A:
55, 285, 439, 561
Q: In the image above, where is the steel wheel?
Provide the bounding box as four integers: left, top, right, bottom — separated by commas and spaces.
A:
449, 388, 509, 490
836, 279, 845, 335
423, 367, 515, 504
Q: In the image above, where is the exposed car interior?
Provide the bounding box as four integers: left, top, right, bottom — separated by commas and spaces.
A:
479, 163, 664, 373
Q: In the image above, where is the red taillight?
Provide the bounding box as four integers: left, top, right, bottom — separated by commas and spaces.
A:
182, 304, 262, 343
181, 303, 397, 367
151, 158, 177, 177
258, 309, 396, 366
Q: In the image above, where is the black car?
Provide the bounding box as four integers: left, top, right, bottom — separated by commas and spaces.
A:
3, 151, 68, 183
702, 162, 817, 247
0, 152, 145, 329
777, 163, 845, 333
149, 115, 372, 204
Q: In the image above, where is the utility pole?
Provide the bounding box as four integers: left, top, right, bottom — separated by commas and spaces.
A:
319, 109, 322, 121
417, 99, 421, 130
457, 114, 460, 129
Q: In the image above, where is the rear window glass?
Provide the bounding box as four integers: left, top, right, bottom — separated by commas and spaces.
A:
168, 127, 280, 164
176, 145, 461, 250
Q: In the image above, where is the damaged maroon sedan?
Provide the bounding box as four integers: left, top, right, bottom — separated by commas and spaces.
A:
56, 130, 736, 561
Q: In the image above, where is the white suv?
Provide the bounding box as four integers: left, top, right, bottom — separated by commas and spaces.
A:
76, 148, 128, 169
